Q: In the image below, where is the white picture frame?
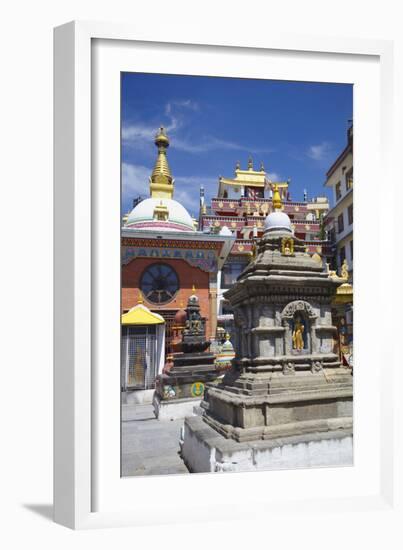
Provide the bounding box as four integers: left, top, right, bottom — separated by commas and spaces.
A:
54, 21, 399, 531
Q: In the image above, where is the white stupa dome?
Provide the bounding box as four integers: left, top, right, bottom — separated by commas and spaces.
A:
125, 197, 195, 232
124, 127, 196, 233
219, 225, 232, 236
264, 210, 292, 233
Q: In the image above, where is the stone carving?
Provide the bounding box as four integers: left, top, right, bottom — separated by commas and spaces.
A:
283, 361, 295, 375
259, 305, 272, 327
311, 360, 323, 373
281, 300, 317, 320
234, 310, 247, 328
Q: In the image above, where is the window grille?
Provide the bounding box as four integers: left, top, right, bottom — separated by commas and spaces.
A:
121, 326, 157, 390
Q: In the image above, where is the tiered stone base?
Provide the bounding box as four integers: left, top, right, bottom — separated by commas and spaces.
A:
180, 415, 353, 473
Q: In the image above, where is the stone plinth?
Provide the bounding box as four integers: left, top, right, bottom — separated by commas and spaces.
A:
153, 292, 224, 420
180, 416, 353, 473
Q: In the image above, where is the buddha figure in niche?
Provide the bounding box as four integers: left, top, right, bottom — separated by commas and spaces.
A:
292, 316, 305, 350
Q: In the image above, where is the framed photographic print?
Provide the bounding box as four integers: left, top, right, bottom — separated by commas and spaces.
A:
54, 21, 398, 530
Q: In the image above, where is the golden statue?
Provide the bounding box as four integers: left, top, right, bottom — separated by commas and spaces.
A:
281, 237, 294, 256
292, 317, 305, 350
131, 351, 145, 386
340, 259, 349, 280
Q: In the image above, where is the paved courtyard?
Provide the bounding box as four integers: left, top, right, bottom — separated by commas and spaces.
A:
121, 402, 189, 477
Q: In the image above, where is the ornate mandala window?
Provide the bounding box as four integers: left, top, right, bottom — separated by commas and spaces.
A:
140, 263, 179, 304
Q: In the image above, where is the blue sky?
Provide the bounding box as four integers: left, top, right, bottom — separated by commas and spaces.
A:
121, 73, 352, 217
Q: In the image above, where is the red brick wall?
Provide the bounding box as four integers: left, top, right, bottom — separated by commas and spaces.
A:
122, 257, 211, 336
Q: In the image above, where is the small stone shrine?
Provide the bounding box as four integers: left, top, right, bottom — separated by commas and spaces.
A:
214, 333, 235, 370
153, 289, 224, 420
181, 185, 353, 472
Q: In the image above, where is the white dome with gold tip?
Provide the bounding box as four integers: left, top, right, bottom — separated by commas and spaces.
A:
125, 197, 195, 232
264, 182, 292, 233
264, 211, 292, 233
124, 127, 196, 233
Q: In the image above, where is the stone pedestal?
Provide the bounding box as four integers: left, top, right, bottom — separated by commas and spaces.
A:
153, 292, 224, 419
181, 416, 353, 473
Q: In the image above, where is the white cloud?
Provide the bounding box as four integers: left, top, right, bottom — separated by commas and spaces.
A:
121, 125, 155, 143
172, 135, 251, 153
267, 172, 282, 182
122, 98, 274, 155
122, 163, 151, 199
307, 141, 332, 161
122, 99, 196, 149
165, 99, 199, 115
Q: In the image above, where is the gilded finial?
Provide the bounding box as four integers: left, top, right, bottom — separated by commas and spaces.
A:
192, 284, 196, 293
236, 160, 240, 170
225, 332, 230, 341
154, 126, 169, 147
137, 291, 144, 304
260, 161, 265, 172
272, 184, 282, 210
248, 156, 253, 170
150, 126, 174, 199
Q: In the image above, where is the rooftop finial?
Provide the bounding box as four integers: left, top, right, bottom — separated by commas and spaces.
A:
248, 156, 253, 170
272, 184, 282, 210
150, 126, 174, 199
236, 160, 241, 170
137, 291, 144, 304
192, 284, 196, 293
260, 161, 265, 172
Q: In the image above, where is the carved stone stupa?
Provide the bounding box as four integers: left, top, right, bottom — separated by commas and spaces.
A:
181, 185, 353, 472
153, 290, 224, 420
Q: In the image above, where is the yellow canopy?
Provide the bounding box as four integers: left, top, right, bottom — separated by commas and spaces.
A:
121, 304, 165, 326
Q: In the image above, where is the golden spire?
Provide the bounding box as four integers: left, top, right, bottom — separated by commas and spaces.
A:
272, 184, 282, 210
149, 127, 174, 199
137, 291, 144, 304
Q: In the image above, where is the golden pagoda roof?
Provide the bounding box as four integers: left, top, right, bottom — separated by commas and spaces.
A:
332, 282, 353, 304
219, 157, 267, 187
122, 304, 165, 325
219, 158, 290, 193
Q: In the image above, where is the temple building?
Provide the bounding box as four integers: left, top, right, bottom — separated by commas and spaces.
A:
121, 128, 234, 403
323, 124, 353, 280
323, 124, 353, 363
198, 158, 331, 334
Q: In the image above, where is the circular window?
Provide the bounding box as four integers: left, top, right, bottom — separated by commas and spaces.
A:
140, 263, 179, 304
